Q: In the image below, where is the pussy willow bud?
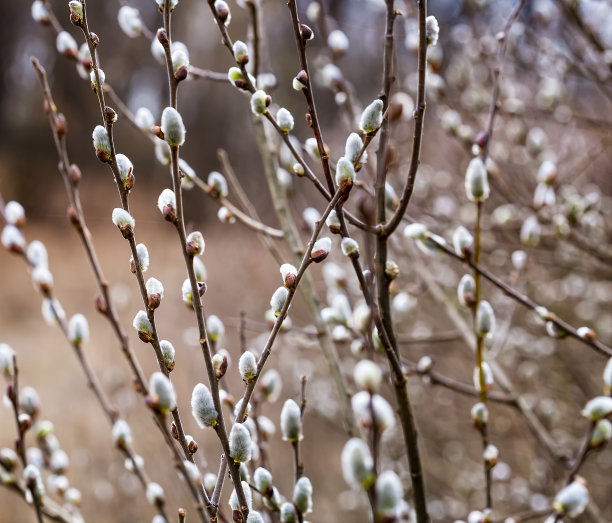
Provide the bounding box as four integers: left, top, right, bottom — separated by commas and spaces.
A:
146, 482, 165, 506
5, 201, 25, 227
417, 356, 433, 374
311, 237, 331, 263
336, 157, 355, 186
537, 160, 556, 185
352, 392, 395, 432
135, 107, 155, 131
112, 419, 132, 449
475, 299, 495, 338
293, 476, 313, 514
281, 502, 297, 522
280, 399, 303, 442
353, 360, 382, 392
375, 470, 403, 516
341, 438, 374, 489
32, 266, 53, 293
117, 6, 142, 37
293, 70, 308, 90
254, 467, 272, 494
132, 310, 153, 342
2, 225, 26, 253
279, 263, 298, 291
345, 133, 367, 166
189, 384, 217, 430
456, 274, 476, 308
341, 237, 360, 258
453, 225, 474, 257
403, 222, 427, 240
23, 464, 44, 500
31, 1, 50, 24
92, 126, 111, 163
115, 154, 135, 190
111, 208, 135, 239
229, 480, 252, 512
250, 90, 270, 116
590, 419, 611, 449
581, 396, 612, 421
576, 326, 595, 341
172, 48, 189, 74
270, 286, 290, 317
239, 351, 257, 382
0, 448, 18, 471
157, 340, 175, 372
56, 31, 78, 57
520, 216, 541, 246
155, 0, 178, 11
483, 444, 499, 468
207, 171, 228, 198
130, 243, 149, 273
328, 29, 349, 55
157, 188, 177, 223
0, 343, 16, 379
473, 362, 494, 392
68, 314, 89, 345
145, 277, 164, 310
325, 210, 341, 234
214, 0, 231, 25
186, 231, 205, 256
426, 15, 440, 46
228, 67, 254, 90
553, 478, 589, 517
604, 358, 612, 395
20, 387, 40, 417
464, 157, 490, 202
90, 68, 105, 91
207, 315, 224, 343
229, 423, 252, 463
232, 40, 249, 64
211, 353, 226, 379
360, 99, 384, 134
148, 372, 176, 414
276, 108, 294, 133
160, 107, 185, 146
259, 369, 282, 403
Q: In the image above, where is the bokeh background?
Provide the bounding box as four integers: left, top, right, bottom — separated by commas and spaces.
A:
1, 0, 611, 522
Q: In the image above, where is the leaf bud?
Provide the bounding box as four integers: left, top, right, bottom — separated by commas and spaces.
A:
132, 310, 153, 342
280, 399, 303, 442
191, 383, 218, 428
229, 423, 252, 463
300, 24, 314, 42
160, 107, 185, 146
359, 99, 384, 135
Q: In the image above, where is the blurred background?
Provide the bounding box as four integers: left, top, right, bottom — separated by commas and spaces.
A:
1, 0, 611, 522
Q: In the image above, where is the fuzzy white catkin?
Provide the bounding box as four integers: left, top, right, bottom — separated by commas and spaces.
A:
581, 396, 612, 421
335, 157, 355, 185
133, 243, 149, 272
207, 315, 225, 342
246, 512, 264, 523
68, 314, 89, 345
276, 108, 294, 132
4, 201, 25, 226
270, 286, 290, 317
476, 300, 495, 338
92, 125, 111, 155
112, 208, 135, 229
157, 188, 176, 215
115, 154, 134, 183
229, 423, 252, 462
328, 29, 349, 54
280, 502, 297, 522
56, 31, 77, 55
250, 90, 269, 115
146, 482, 164, 505
135, 108, 155, 131
187, 231, 205, 255
553, 479, 589, 517
145, 277, 164, 299
191, 383, 218, 429
149, 372, 176, 413
2, 225, 25, 251
208, 171, 229, 197
117, 6, 142, 37
464, 157, 489, 202
359, 99, 384, 134
280, 399, 303, 442
353, 360, 382, 392
375, 470, 403, 515
0, 343, 16, 378
160, 340, 175, 371
133, 310, 153, 336
351, 391, 395, 432
238, 351, 257, 381
604, 358, 612, 394
161, 107, 185, 146
112, 419, 132, 448
293, 476, 313, 514
341, 438, 374, 488
24, 242, 46, 270
229, 481, 252, 511
260, 369, 282, 402
254, 467, 272, 492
